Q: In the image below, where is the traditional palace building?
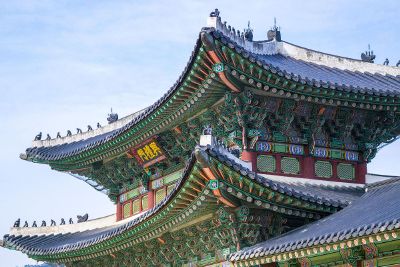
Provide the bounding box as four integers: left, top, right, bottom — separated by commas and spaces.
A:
2, 10, 400, 267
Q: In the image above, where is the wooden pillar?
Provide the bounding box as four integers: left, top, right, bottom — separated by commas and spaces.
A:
356, 162, 367, 183
303, 156, 314, 178
116, 196, 122, 221
147, 189, 155, 210
241, 150, 257, 171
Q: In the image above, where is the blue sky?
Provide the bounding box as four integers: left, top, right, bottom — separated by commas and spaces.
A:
0, 0, 399, 265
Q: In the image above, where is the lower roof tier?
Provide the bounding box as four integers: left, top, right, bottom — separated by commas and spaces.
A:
229, 177, 400, 265
3, 144, 364, 263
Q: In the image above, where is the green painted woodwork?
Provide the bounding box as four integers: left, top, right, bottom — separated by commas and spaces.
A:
274, 144, 288, 153
26, 152, 400, 267
208, 179, 219, 190
163, 170, 183, 184
377, 254, 400, 266
331, 149, 343, 159
212, 63, 224, 73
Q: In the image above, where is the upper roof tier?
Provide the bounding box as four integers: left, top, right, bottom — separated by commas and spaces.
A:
23, 11, 400, 167
207, 14, 400, 77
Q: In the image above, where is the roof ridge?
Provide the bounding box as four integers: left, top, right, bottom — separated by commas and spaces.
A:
367, 176, 400, 189
206, 12, 400, 76
31, 107, 149, 149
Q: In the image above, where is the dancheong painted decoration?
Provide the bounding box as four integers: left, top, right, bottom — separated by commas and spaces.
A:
2, 9, 400, 267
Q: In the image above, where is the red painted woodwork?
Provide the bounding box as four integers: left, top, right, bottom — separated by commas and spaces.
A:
241, 150, 257, 171
356, 162, 367, 183
303, 156, 314, 178
116, 196, 122, 221
147, 189, 155, 210
253, 151, 367, 184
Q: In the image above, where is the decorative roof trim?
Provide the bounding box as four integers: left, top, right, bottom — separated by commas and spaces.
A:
207, 15, 279, 55
280, 41, 400, 76
32, 108, 148, 148
231, 230, 400, 266
208, 13, 400, 76
228, 177, 400, 264
259, 173, 365, 188
9, 214, 124, 236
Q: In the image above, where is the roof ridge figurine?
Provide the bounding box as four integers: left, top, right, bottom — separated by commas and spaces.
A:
209, 8, 220, 17
77, 213, 89, 223
107, 108, 118, 124
34, 132, 42, 141
361, 44, 376, 63
13, 218, 20, 228
384, 58, 389, 65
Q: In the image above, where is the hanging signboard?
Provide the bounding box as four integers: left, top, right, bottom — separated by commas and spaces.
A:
127, 137, 166, 168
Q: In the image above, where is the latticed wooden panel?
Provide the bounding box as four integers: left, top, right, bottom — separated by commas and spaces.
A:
132, 199, 140, 215
155, 188, 166, 205
123, 202, 131, 219
337, 163, 355, 180
256, 155, 276, 173
315, 161, 333, 178
167, 184, 175, 196
141, 195, 149, 210
281, 157, 300, 174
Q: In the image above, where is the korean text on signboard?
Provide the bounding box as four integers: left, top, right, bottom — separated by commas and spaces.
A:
128, 139, 166, 168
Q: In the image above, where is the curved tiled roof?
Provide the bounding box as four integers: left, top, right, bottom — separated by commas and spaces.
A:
229, 177, 400, 262
257, 54, 400, 93
3, 146, 364, 257
23, 19, 400, 164
23, 35, 204, 162
3, 151, 198, 256
207, 147, 363, 208
211, 29, 400, 94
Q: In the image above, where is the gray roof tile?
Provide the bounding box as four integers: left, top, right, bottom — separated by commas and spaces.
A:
229, 177, 400, 261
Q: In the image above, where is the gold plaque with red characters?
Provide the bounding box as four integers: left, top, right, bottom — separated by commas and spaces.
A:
127, 138, 166, 167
